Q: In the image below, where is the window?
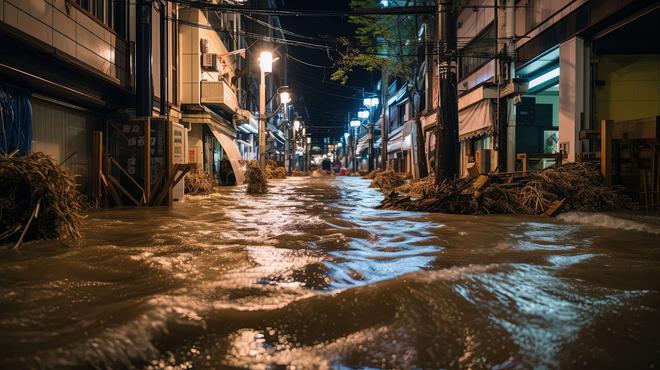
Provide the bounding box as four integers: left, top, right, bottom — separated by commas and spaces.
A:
459, 22, 495, 79
76, 0, 127, 38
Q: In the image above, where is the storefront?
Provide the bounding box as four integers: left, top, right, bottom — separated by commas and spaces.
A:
183, 108, 245, 186
513, 48, 561, 171
457, 86, 498, 176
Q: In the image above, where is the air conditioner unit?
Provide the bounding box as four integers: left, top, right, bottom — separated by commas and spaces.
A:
201, 53, 218, 71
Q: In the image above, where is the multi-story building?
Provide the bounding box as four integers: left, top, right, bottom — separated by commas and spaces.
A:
439, 0, 660, 177
0, 0, 180, 205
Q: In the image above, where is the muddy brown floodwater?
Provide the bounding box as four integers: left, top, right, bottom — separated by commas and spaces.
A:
1, 176, 659, 369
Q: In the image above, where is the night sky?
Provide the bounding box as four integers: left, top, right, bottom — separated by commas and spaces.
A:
279, 0, 374, 143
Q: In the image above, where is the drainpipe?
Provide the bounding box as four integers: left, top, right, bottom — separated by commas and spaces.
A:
136, 0, 153, 117
159, 0, 168, 118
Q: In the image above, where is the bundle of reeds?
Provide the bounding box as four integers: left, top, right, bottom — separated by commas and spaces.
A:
369, 171, 405, 191
244, 160, 268, 194
291, 170, 309, 176
379, 162, 635, 216
0, 152, 83, 247
184, 170, 217, 195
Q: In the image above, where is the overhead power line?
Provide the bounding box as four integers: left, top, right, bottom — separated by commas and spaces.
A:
172, 0, 435, 17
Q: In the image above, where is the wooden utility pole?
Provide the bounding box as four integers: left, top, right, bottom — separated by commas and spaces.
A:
380, 71, 389, 171
435, 0, 459, 185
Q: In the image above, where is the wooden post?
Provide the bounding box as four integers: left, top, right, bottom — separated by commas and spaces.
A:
601, 119, 613, 185
166, 117, 173, 206
92, 131, 103, 207
144, 117, 151, 201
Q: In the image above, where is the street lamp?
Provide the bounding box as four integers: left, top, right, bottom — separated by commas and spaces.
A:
258, 51, 273, 169
291, 119, 301, 172
344, 132, 350, 169
357, 108, 369, 119
260, 51, 273, 73
306, 136, 311, 171
277, 86, 291, 171
363, 97, 379, 172
364, 97, 379, 108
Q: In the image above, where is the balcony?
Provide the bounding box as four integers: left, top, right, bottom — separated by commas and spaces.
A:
201, 80, 238, 114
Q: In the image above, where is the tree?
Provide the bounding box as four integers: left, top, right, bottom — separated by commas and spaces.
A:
332, 0, 432, 178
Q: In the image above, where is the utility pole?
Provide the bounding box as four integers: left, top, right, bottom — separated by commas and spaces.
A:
436, 0, 459, 184
380, 71, 389, 171
259, 64, 266, 169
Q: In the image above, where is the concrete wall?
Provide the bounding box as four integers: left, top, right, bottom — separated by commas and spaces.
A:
0, 0, 130, 86
559, 37, 585, 162
595, 54, 660, 123
179, 9, 237, 106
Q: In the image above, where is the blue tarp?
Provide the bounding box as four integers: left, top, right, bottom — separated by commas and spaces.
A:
0, 85, 32, 155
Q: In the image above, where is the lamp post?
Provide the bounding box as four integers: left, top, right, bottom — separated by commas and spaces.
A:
258, 51, 272, 169
278, 87, 291, 171
343, 132, 350, 169
350, 119, 361, 172
363, 97, 379, 171
292, 119, 300, 173
306, 136, 311, 171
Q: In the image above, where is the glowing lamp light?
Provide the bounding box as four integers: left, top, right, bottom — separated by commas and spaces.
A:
528, 67, 559, 89
280, 91, 290, 104
259, 51, 273, 73
357, 109, 369, 119
294, 120, 301, 131
337, 142, 342, 148
344, 132, 350, 141
306, 137, 311, 144
350, 119, 361, 127
364, 97, 379, 107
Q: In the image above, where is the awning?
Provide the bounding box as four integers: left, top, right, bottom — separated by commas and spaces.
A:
356, 133, 372, 153
387, 124, 405, 153
207, 123, 245, 185
458, 99, 495, 141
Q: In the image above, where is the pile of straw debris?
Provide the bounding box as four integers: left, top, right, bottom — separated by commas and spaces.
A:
265, 160, 287, 179
364, 170, 383, 179
348, 171, 361, 177
184, 170, 217, 195
379, 162, 635, 216
245, 160, 268, 194
370, 171, 405, 191
291, 170, 309, 177
396, 176, 437, 198
1, 152, 83, 246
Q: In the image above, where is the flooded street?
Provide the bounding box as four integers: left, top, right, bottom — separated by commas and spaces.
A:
1, 176, 660, 369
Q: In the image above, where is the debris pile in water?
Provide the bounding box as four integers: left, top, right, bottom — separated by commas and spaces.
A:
379, 162, 635, 215
370, 171, 405, 191
290, 170, 309, 176
396, 176, 437, 198
0, 152, 83, 246
184, 170, 216, 195
265, 160, 287, 179
363, 169, 383, 179
349, 171, 361, 177
244, 160, 268, 194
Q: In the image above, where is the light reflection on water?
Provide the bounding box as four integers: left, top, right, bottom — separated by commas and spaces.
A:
0, 176, 659, 369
